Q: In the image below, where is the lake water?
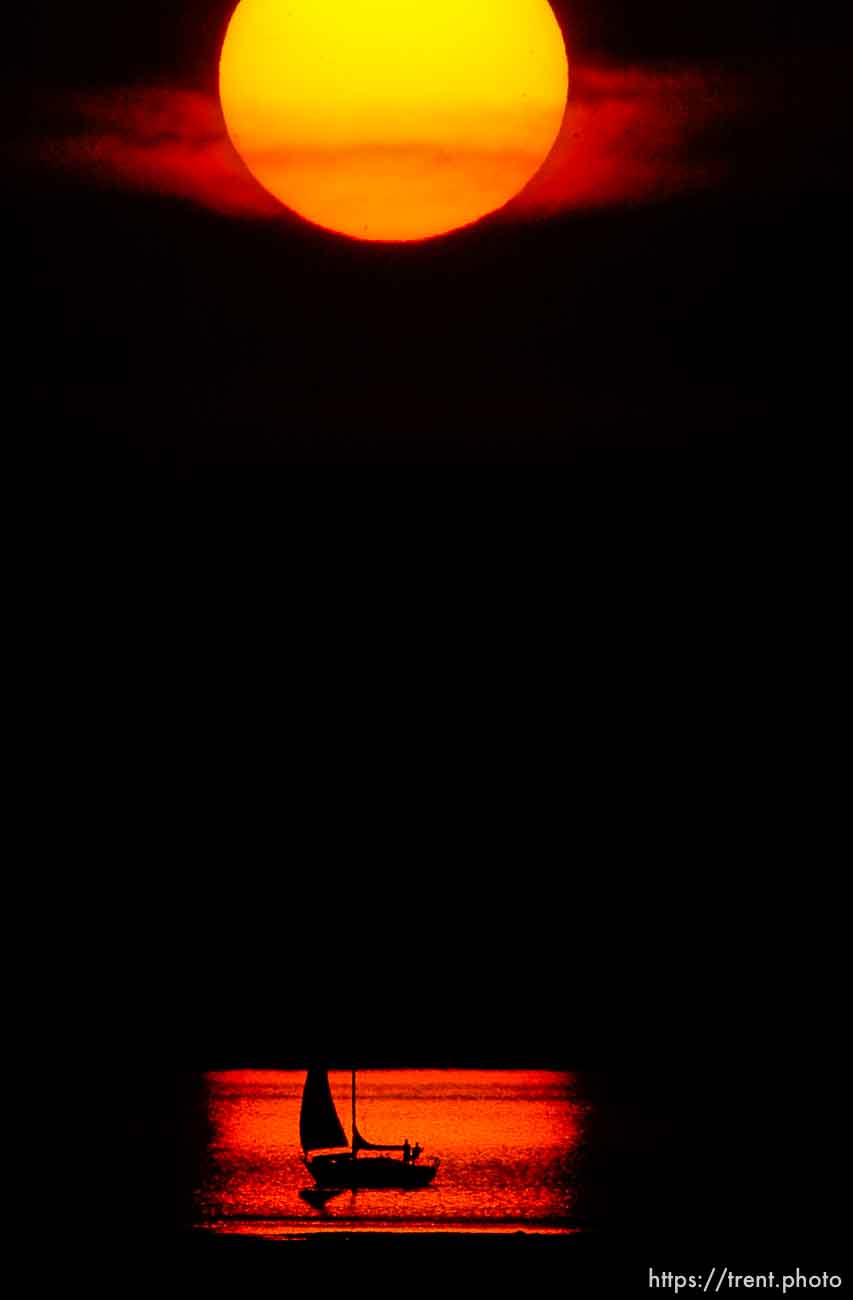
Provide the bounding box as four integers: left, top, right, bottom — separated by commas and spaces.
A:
195, 1070, 588, 1237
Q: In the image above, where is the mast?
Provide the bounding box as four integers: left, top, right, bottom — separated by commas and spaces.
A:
351, 1067, 357, 1158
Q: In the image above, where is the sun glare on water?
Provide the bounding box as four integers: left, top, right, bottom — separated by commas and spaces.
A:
219, 0, 569, 242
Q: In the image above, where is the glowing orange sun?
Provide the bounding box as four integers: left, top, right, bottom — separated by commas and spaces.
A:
219, 0, 569, 242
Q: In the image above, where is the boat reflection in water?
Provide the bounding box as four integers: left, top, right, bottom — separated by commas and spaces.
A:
196, 1069, 587, 1237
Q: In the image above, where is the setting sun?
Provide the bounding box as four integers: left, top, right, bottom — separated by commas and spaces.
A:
219, 0, 569, 242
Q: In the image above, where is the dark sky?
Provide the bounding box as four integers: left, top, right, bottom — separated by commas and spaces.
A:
22, 1, 841, 84
17, 1, 851, 472
20, 12, 846, 1272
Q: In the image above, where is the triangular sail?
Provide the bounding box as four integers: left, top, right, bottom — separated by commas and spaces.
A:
353, 1121, 405, 1153
300, 1068, 349, 1153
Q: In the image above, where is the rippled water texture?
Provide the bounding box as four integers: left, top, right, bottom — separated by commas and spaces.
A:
196, 1069, 588, 1237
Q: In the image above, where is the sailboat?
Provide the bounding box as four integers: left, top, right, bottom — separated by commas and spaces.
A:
300, 1067, 440, 1189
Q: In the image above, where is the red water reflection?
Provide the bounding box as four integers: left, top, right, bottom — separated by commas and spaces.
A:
197, 1070, 587, 1237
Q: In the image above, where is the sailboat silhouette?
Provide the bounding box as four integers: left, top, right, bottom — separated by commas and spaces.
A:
300, 1067, 440, 1189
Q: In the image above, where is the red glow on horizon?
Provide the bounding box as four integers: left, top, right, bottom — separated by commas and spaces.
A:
25, 57, 790, 227
26, 50, 837, 228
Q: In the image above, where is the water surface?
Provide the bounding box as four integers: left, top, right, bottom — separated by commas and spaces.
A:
196, 1069, 587, 1237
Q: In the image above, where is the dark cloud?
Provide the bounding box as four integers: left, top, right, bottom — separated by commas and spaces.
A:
514, 47, 848, 216
19, 88, 279, 217
21, 44, 846, 227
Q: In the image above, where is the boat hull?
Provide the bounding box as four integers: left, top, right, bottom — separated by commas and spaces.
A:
307, 1153, 439, 1189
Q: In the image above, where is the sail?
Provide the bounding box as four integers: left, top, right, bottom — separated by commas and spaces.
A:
300, 1068, 349, 1153
353, 1122, 405, 1153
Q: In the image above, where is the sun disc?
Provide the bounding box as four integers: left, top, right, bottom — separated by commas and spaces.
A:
219, 0, 569, 242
